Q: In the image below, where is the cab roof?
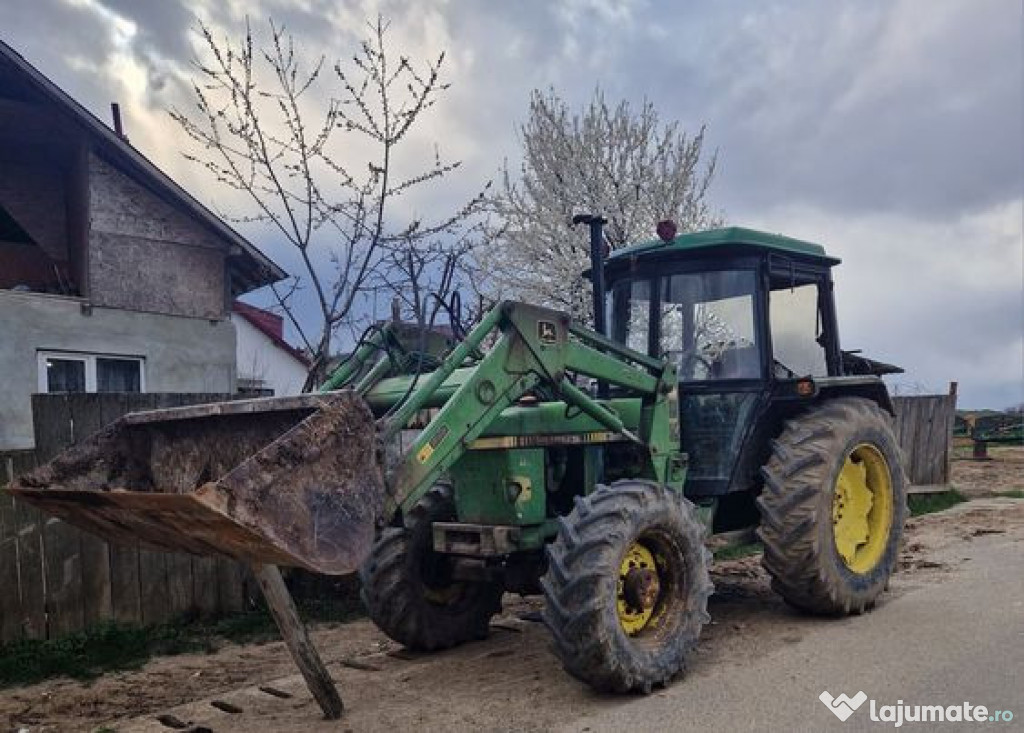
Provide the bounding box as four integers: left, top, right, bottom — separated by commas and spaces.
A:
606, 226, 841, 266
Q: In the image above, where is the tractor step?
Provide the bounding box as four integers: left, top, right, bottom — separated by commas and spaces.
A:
432, 521, 521, 556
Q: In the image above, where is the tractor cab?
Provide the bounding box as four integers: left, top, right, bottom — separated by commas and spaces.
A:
603, 227, 883, 508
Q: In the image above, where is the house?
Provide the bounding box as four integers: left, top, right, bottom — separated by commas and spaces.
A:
232, 301, 309, 396
0, 40, 286, 449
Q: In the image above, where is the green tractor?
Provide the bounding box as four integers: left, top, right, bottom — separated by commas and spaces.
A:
11, 225, 906, 694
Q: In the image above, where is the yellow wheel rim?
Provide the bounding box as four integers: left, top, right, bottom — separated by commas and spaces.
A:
832, 443, 894, 574
617, 541, 662, 635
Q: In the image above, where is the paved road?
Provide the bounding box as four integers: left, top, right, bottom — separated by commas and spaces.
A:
566, 531, 1024, 733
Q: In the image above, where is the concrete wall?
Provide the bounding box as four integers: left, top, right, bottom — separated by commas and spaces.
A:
0, 289, 236, 449
87, 154, 226, 319
232, 313, 307, 396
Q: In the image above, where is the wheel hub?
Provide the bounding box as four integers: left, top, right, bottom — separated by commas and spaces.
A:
832, 443, 895, 574
617, 541, 662, 635
623, 567, 660, 610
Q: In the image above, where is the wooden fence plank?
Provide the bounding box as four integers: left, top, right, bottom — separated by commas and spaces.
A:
14, 500, 46, 639
165, 552, 195, 619
68, 396, 116, 626
192, 556, 220, 617
138, 549, 171, 626
0, 482, 21, 642
217, 556, 245, 615
942, 393, 956, 482
913, 399, 931, 483
31, 394, 73, 463
80, 531, 112, 627
108, 543, 142, 624
0, 535, 19, 641
42, 518, 85, 637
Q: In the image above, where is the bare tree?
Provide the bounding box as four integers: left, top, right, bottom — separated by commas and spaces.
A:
172, 16, 485, 388
479, 88, 722, 323
378, 233, 478, 329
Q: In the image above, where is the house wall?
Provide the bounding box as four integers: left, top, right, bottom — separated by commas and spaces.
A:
0, 153, 68, 262
0, 289, 236, 449
87, 155, 226, 319
231, 313, 307, 396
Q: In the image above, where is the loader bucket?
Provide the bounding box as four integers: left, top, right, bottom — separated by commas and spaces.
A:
7, 391, 384, 575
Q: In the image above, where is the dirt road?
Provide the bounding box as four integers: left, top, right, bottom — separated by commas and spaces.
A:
2, 454, 1022, 732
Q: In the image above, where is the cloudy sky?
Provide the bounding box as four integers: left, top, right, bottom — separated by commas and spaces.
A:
3, 0, 1021, 408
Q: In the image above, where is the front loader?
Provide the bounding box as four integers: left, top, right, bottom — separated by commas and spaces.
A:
10, 225, 907, 693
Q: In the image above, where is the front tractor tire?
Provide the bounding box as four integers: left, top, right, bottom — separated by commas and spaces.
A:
757, 397, 907, 615
359, 483, 502, 651
541, 481, 713, 693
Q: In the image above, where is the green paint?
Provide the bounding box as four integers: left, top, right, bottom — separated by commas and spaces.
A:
450, 448, 547, 525
606, 226, 840, 265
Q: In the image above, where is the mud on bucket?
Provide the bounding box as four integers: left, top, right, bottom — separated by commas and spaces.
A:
8, 391, 384, 575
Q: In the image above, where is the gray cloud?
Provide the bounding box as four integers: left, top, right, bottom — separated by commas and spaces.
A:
1, 0, 1019, 408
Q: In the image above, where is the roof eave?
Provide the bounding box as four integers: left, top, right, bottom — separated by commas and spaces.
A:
0, 39, 287, 294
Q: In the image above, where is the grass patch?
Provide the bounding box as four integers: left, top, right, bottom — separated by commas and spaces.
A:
995, 489, 1024, 499
908, 489, 968, 517
0, 596, 363, 689
0, 621, 205, 688
713, 541, 762, 561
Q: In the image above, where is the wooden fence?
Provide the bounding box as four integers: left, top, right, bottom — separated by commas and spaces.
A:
893, 388, 958, 489
0, 393, 256, 643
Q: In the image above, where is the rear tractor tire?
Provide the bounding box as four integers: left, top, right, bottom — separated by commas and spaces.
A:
541, 481, 713, 693
757, 397, 907, 615
359, 483, 503, 651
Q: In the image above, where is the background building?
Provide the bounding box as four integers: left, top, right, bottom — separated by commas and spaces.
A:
0, 40, 286, 449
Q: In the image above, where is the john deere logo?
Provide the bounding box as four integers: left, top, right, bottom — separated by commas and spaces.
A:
538, 320, 558, 344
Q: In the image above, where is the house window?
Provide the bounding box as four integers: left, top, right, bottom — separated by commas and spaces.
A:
38, 352, 145, 393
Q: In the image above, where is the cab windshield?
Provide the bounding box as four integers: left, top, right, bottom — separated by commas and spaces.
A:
610, 269, 762, 382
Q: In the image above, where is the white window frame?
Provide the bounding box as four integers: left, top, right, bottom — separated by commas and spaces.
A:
37, 351, 146, 393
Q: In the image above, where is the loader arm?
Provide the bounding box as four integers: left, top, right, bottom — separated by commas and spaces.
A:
325, 301, 680, 523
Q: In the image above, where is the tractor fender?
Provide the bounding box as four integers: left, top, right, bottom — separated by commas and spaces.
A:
811, 376, 895, 416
